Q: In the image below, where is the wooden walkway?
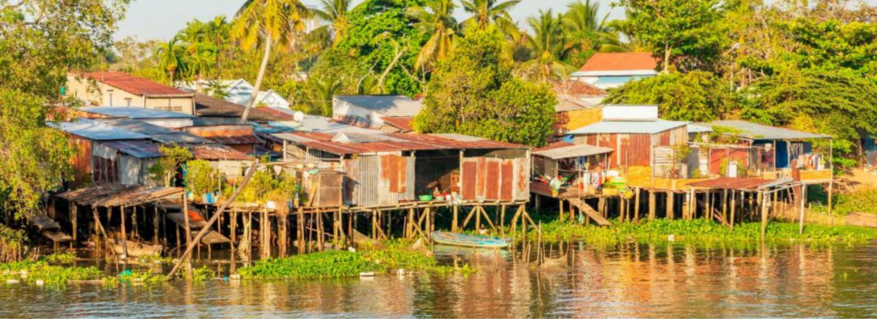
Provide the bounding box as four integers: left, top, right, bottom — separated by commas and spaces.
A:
567, 198, 612, 226
27, 214, 73, 243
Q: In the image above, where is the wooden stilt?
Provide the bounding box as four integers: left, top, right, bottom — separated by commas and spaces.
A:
722, 189, 728, 222
230, 211, 237, 272
475, 205, 482, 232
559, 199, 565, 222
452, 205, 459, 232
500, 205, 506, 235
298, 207, 305, 254
666, 192, 674, 220
730, 191, 736, 232
280, 212, 288, 257
153, 206, 159, 245
71, 205, 77, 242
598, 197, 606, 218
799, 185, 807, 235
121, 205, 129, 258
634, 188, 641, 223
648, 191, 656, 221
760, 191, 769, 240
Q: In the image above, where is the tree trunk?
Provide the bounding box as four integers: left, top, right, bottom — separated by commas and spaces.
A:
242, 35, 272, 123
663, 43, 671, 73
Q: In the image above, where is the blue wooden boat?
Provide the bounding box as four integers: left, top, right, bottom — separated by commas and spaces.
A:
431, 231, 511, 249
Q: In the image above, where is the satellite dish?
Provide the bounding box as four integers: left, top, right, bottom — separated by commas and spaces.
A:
293, 111, 305, 122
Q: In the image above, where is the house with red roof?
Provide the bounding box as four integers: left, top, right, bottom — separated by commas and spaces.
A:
570, 52, 659, 89
66, 71, 195, 115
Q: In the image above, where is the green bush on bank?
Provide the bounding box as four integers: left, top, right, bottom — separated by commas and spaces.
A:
533, 218, 877, 246
0, 261, 104, 286
811, 189, 877, 216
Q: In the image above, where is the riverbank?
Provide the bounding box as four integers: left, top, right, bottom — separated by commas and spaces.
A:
531, 219, 877, 246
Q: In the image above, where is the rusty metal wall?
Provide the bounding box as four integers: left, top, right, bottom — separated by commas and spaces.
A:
352, 154, 415, 206
628, 134, 651, 166
462, 156, 530, 202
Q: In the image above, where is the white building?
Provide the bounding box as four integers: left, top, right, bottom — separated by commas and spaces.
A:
570, 52, 660, 90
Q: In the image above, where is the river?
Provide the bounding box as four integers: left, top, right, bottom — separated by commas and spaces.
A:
2, 241, 876, 318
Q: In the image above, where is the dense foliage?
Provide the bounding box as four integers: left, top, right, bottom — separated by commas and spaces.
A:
0, 0, 129, 217
604, 71, 732, 122
413, 26, 556, 146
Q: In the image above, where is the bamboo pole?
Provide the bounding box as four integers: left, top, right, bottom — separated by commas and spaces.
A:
166, 159, 258, 281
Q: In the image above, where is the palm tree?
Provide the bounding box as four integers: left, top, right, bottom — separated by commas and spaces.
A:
407, 0, 458, 71
519, 10, 573, 82
460, 0, 520, 30
186, 43, 217, 84
156, 36, 188, 85
310, 0, 355, 45
563, 0, 624, 53
232, 0, 310, 122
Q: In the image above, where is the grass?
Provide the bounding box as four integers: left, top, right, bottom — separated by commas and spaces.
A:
531, 218, 877, 247
238, 240, 474, 279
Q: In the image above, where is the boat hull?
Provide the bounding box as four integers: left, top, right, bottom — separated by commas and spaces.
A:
431, 231, 511, 249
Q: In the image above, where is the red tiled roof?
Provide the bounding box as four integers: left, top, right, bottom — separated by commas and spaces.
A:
275, 132, 528, 155
578, 52, 659, 72
381, 116, 414, 132
81, 72, 189, 96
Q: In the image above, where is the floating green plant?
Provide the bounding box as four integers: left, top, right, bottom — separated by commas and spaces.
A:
0, 261, 103, 287
531, 219, 877, 247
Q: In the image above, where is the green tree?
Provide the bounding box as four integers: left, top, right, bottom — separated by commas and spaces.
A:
156, 36, 188, 84
311, 0, 357, 45
612, 0, 728, 72
407, 0, 458, 71
0, 0, 130, 216
232, 0, 311, 122
517, 10, 573, 83
742, 68, 877, 166
460, 0, 520, 32
785, 19, 877, 77
414, 26, 556, 146
562, 0, 624, 67
603, 71, 733, 122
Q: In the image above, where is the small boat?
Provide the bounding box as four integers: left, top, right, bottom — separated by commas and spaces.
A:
431, 231, 511, 249
112, 239, 163, 257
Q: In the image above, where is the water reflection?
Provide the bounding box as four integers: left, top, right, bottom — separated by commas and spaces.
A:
1, 241, 876, 318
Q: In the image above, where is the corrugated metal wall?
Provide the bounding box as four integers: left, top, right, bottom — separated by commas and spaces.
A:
461, 156, 529, 201
348, 154, 415, 206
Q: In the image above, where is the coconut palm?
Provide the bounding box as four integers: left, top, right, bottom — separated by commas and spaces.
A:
310, 0, 355, 45
518, 10, 573, 82
156, 36, 188, 85
460, 0, 520, 30
186, 43, 217, 83
563, 0, 624, 53
232, 0, 310, 122
407, 0, 458, 71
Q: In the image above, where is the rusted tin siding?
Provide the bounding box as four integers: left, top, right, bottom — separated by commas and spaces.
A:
461, 156, 529, 201
709, 147, 749, 175
627, 134, 651, 166
349, 154, 415, 206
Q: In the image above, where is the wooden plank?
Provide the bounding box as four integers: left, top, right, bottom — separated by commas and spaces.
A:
567, 198, 612, 226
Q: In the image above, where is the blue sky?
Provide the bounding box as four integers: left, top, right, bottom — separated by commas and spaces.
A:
114, 0, 624, 41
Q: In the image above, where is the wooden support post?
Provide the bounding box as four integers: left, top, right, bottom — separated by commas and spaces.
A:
682, 192, 690, 220
760, 191, 769, 241
71, 205, 77, 241
297, 208, 305, 254
121, 205, 129, 258
230, 211, 237, 272
153, 206, 159, 245
475, 205, 482, 232
280, 212, 288, 257
648, 191, 656, 221
452, 205, 459, 232
828, 180, 834, 226
618, 198, 624, 222
799, 185, 807, 235
634, 188, 641, 223
500, 205, 506, 236
730, 191, 736, 232
666, 192, 674, 220
333, 211, 340, 248
598, 197, 606, 218
559, 199, 565, 222
722, 189, 728, 222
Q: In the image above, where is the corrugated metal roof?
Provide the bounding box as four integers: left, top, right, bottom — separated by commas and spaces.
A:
381, 116, 414, 131
57, 185, 184, 207
568, 119, 688, 135
687, 123, 713, 134
533, 142, 612, 160
80, 72, 190, 96
194, 93, 296, 121
191, 144, 252, 160
697, 120, 831, 140
289, 115, 383, 134
273, 131, 528, 155
49, 119, 150, 141
99, 119, 213, 144
80, 107, 195, 119
101, 140, 162, 158
335, 95, 423, 117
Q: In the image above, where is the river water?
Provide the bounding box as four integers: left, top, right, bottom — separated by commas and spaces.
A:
2, 241, 877, 318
